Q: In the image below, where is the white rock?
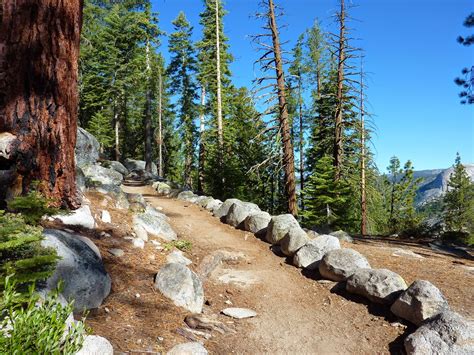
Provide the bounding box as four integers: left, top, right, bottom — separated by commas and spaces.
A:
76, 335, 114, 355
167, 342, 208, 355
52, 205, 95, 229
293, 235, 340, 270
133, 223, 149, 241
222, 307, 257, 319
101, 210, 111, 223
167, 250, 192, 266
131, 238, 145, 249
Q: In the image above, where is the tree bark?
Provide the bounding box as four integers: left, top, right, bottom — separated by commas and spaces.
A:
114, 104, 120, 161
0, 0, 83, 208
334, 0, 345, 180
298, 71, 304, 211
144, 39, 153, 173
360, 63, 367, 236
215, 0, 224, 183
198, 85, 206, 193
268, 0, 297, 216
157, 67, 163, 177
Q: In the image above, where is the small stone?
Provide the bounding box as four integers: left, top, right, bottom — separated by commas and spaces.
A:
131, 238, 145, 249
167, 342, 208, 355
101, 210, 112, 223
109, 248, 124, 257
222, 307, 257, 319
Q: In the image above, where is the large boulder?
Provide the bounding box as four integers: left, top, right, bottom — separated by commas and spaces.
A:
226, 201, 260, 228
404, 311, 474, 355
319, 248, 371, 282
280, 227, 310, 256
391, 280, 449, 326
167, 342, 208, 355
51, 205, 95, 229
124, 158, 158, 175
76, 167, 86, 193
153, 182, 172, 196
76, 335, 114, 355
330, 230, 353, 243
265, 214, 300, 245
177, 191, 198, 203
41, 230, 111, 311
205, 198, 223, 213
154, 263, 204, 313
133, 212, 177, 241
293, 234, 340, 270
75, 127, 100, 168
346, 268, 407, 305
244, 211, 271, 235
101, 160, 128, 176
195, 196, 214, 208
214, 198, 241, 219
82, 164, 123, 193
126, 193, 147, 211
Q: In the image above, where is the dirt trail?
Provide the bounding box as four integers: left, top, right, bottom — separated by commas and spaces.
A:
122, 185, 410, 354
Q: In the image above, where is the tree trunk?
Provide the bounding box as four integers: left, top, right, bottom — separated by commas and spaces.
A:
0, 0, 83, 209
144, 39, 153, 173
360, 63, 367, 236
268, 0, 297, 216
157, 67, 163, 177
198, 85, 206, 193
215, 0, 224, 183
298, 71, 304, 211
114, 104, 120, 161
334, 0, 345, 180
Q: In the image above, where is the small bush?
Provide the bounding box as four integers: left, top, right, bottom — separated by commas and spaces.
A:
0, 211, 58, 292
164, 240, 192, 252
0, 275, 87, 354
7, 189, 60, 225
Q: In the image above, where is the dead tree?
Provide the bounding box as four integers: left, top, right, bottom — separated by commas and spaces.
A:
0, 1, 83, 208
252, 0, 297, 216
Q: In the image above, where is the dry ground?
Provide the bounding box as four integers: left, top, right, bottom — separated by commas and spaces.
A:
80, 185, 474, 354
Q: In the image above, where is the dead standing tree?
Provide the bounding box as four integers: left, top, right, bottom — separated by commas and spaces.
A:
0, 1, 83, 208
252, 0, 297, 216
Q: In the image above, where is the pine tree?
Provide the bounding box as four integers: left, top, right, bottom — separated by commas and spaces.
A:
168, 12, 198, 188
454, 13, 474, 104
443, 153, 474, 235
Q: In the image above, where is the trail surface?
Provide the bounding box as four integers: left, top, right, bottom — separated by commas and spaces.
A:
124, 184, 408, 354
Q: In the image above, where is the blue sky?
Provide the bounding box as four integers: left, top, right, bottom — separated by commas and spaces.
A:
152, 0, 473, 171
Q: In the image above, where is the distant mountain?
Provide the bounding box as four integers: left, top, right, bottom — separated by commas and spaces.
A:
415, 164, 474, 206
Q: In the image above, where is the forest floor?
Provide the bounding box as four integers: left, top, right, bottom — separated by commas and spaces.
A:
83, 183, 474, 355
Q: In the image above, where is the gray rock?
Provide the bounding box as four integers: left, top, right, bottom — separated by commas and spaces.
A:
133, 223, 149, 241
154, 263, 204, 313
346, 268, 407, 305
226, 201, 260, 228
293, 234, 340, 270
177, 191, 198, 202
244, 211, 271, 235
131, 238, 145, 249
76, 166, 86, 193
76, 335, 114, 355
330, 230, 353, 243
109, 190, 130, 210
41, 230, 111, 311
0, 132, 18, 161
153, 181, 172, 196
195, 196, 214, 208
169, 189, 183, 198
319, 248, 371, 282
133, 213, 177, 241
52, 205, 95, 229
265, 214, 301, 245
222, 307, 257, 319
391, 280, 449, 326
102, 160, 128, 176
75, 127, 100, 168
404, 311, 474, 355
167, 250, 192, 266
306, 229, 320, 239
214, 198, 241, 219
82, 164, 123, 193
101, 210, 111, 223
280, 227, 310, 256
205, 199, 223, 212
109, 248, 124, 257
124, 158, 158, 175
167, 342, 208, 355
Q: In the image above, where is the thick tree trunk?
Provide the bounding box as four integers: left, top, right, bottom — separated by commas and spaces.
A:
144, 40, 153, 173
215, 0, 224, 184
268, 0, 297, 216
157, 68, 163, 177
0, 0, 83, 209
198, 85, 206, 193
334, 0, 345, 180
298, 73, 304, 211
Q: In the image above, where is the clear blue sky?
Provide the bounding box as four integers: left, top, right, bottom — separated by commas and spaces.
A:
153, 0, 473, 171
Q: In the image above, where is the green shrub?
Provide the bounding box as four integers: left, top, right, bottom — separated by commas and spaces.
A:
164, 240, 192, 252
0, 212, 58, 292
7, 190, 60, 225
0, 275, 87, 354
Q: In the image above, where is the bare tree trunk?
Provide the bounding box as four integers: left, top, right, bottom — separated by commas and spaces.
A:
360, 63, 367, 236
215, 0, 224, 182
144, 39, 153, 173
0, 1, 83, 208
334, 0, 345, 180
157, 68, 163, 177
198, 85, 206, 193
114, 105, 120, 161
268, 0, 297, 216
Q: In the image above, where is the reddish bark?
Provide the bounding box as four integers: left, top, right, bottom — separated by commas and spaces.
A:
0, 1, 83, 208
